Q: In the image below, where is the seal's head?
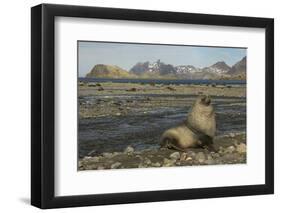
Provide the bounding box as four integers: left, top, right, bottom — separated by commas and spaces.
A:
191, 95, 214, 116
187, 95, 216, 137
200, 95, 211, 106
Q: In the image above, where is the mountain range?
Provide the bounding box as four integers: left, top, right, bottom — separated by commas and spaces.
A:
86, 56, 246, 80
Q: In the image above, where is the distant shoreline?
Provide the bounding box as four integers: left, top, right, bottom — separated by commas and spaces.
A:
78, 77, 246, 85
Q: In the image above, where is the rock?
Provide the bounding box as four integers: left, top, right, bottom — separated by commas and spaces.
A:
113, 152, 120, 156
206, 154, 213, 160
115, 112, 121, 116
180, 153, 188, 161
186, 151, 196, 158
98, 87, 104, 91
102, 152, 113, 158
90, 156, 100, 162
87, 149, 97, 156
229, 133, 235, 137
163, 158, 176, 167
186, 157, 193, 161
210, 151, 220, 158
113, 102, 122, 106
111, 162, 122, 169
225, 146, 236, 154
127, 88, 137, 92
152, 162, 161, 167
144, 158, 152, 165
205, 159, 215, 165
175, 162, 182, 166
222, 153, 237, 162
78, 161, 83, 168
135, 155, 143, 160
166, 86, 176, 91
138, 163, 147, 168
170, 152, 180, 160
124, 146, 134, 154
236, 143, 247, 154
97, 166, 105, 170
218, 146, 224, 154
88, 83, 96, 87
195, 152, 206, 163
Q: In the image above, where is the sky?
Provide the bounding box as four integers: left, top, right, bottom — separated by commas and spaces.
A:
78, 41, 246, 77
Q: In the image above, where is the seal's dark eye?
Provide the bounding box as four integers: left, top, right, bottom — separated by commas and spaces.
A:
201, 96, 206, 102
201, 96, 211, 105
205, 98, 211, 105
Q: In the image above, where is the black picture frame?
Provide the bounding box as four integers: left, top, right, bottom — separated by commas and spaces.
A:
31, 3, 274, 209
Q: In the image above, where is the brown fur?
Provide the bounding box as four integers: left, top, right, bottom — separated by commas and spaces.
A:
161, 95, 216, 151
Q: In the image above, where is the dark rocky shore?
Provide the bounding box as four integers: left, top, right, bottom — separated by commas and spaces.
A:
79, 133, 246, 170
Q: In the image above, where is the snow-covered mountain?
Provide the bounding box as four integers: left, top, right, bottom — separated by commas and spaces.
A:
202, 61, 231, 74
129, 58, 245, 79
86, 57, 246, 80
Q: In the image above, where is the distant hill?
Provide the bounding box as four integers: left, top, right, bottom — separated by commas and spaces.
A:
202, 61, 231, 74
85, 57, 246, 80
86, 64, 135, 78
228, 56, 246, 75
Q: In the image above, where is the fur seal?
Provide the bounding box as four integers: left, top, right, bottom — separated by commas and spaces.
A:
160, 95, 216, 151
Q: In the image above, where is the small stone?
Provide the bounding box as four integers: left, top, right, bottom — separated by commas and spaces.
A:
206, 154, 213, 160
222, 153, 237, 162
166, 86, 176, 91
186, 157, 193, 161
175, 162, 181, 166
211, 152, 220, 158
229, 133, 235, 137
102, 152, 113, 158
135, 155, 143, 160
78, 161, 83, 168
144, 158, 152, 165
186, 151, 196, 158
163, 158, 176, 167
180, 153, 188, 161
116, 112, 121, 116
111, 162, 122, 169
236, 143, 247, 154
138, 163, 147, 168
97, 166, 105, 170
124, 146, 134, 154
90, 156, 100, 162
152, 162, 161, 167
195, 152, 206, 163
170, 152, 180, 160
218, 146, 224, 154
127, 88, 137, 92
113, 152, 120, 156
225, 146, 236, 154
205, 159, 215, 165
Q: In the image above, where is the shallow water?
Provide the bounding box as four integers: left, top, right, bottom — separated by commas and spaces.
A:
78, 94, 246, 158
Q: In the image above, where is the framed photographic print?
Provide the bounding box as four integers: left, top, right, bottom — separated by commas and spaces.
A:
31, 3, 274, 209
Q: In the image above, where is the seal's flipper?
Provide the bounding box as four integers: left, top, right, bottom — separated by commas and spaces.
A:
161, 137, 186, 152
198, 134, 213, 146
